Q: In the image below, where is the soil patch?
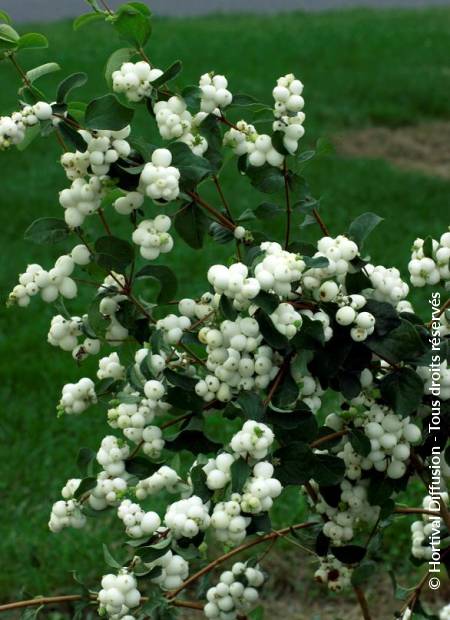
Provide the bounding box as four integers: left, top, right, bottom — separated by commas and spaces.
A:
336, 122, 450, 179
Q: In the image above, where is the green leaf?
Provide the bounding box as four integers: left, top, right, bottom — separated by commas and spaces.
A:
103, 544, 123, 569
231, 93, 258, 107
190, 463, 213, 503
114, 2, 152, 47
16, 123, 40, 151
219, 294, 238, 321
125, 456, 160, 478
169, 141, 213, 190
274, 442, 315, 485
247, 164, 285, 194
150, 60, 183, 89
331, 544, 366, 565
312, 454, 345, 486
134, 265, 177, 304
181, 85, 201, 111
73, 476, 97, 500
73, 12, 105, 31
26, 62, 61, 84
209, 222, 234, 245
105, 47, 135, 88
271, 370, 299, 409
366, 319, 427, 364
85, 94, 134, 130
230, 458, 251, 493
0, 10, 11, 24
88, 300, 108, 339
349, 429, 371, 457
380, 367, 424, 417
253, 202, 283, 220
351, 561, 377, 586
364, 299, 401, 337
237, 392, 265, 421
56, 72, 88, 103
94, 235, 134, 272
253, 291, 279, 314
17, 33, 48, 50
0, 24, 19, 44
255, 309, 289, 350
58, 121, 87, 152
174, 201, 209, 249
164, 368, 197, 391
422, 235, 434, 259
291, 314, 324, 350
76, 447, 96, 476
348, 212, 384, 250
345, 270, 372, 295
135, 540, 172, 564
303, 255, 329, 269
24, 218, 71, 245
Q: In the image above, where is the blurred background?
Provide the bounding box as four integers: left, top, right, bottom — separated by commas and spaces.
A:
1, 0, 449, 618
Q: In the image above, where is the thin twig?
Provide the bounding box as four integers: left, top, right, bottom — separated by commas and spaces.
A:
98, 209, 112, 236
310, 430, 347, 449
353, 585, 372, 620
8, 53, 33, 88
188, 191, 235, 230
313, 207, 330, 236
167, 521, 318, 599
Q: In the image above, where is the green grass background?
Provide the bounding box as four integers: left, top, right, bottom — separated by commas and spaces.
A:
1, 6, 449, 603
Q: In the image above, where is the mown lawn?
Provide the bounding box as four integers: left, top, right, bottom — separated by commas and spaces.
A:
1, 6, 450, 608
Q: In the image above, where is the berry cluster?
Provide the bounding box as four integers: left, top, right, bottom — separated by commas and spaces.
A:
9, 253, 80, 307
164, 495, 211, 538
335, 303, 376, 342
410, 492, 448, 559
230, 421, 275, 460
204, 562, 265, 620
49, 479, 86, 533
112, 60, 163, 102
59, 176, 103, 228
138, 148, 180, 203
132, 214, 174, 260
408, 231, 450, 288
117, 499, 161, 538
97, 571, 141, 620
98, 352, 126, 381
314, 554, 353, 592
59, 377, 97, 415
272, 73, 305, 154
196, 318, 280, 401
199, 73, 233, 113
0, 101, 52, 150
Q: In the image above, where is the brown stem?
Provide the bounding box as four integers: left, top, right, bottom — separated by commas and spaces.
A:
0, 595, 87, 612
310, 430, 347, 449
313, 208, 330, 236
353, 585, 372, 620
55, 129, 68, 152
167, 521, 318, 599
98, 209, 112, 236
8, 53, 33, 89
212, 176, 234, 223
394, 506, 443, 517
263, 355, 292, 406
217, 113, 239, 131
0, 595, 204, 615
283, 161, 292, 249
188, 191, 235, 231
